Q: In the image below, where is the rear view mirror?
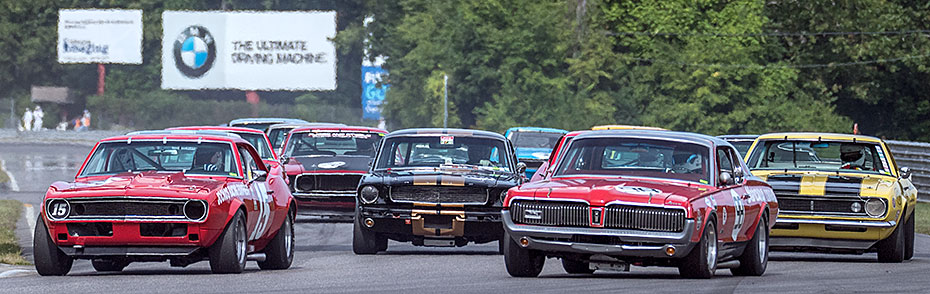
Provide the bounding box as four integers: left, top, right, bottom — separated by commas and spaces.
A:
900, 167, 911, 180
719, 171, 735, 186
516, 162, 527, 175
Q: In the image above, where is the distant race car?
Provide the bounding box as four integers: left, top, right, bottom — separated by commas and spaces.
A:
167, 126, 283, 177
717, 134, 758, 158
504, 127, 568, 178
353, 128, 525, 254
280, 126, 388, 220
527, 130, 586, 182
34, 130, 296, 275
266, 122, 345, 157
503, 130, 778, 278
745, 132, 917, 262
227, 118, 309, 132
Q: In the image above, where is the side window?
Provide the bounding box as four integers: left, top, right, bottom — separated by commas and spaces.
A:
717, 148, 734, 185
727, 147, 746, 183
238, 146, 255, 180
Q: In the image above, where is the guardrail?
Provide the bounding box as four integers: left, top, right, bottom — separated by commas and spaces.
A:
886, 140, 930, 201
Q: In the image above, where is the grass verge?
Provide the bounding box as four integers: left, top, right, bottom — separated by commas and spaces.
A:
0, 199, 29, 265
917, 201, 930, 235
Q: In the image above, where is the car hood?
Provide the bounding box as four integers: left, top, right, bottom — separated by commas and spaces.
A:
284, 155, 370, 174
49, 171, 226, 199
751, 170, 896, 198
515, 148, 552, 161
517, 177, 713, 207
373, 167, 517, 187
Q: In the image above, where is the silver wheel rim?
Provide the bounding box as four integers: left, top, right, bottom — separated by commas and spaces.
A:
758, 224, 767, 263
284, 216, 294, 259
235, 218, 246, 264
707, 227, 717, 270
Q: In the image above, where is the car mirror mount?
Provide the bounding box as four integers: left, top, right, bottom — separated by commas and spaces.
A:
516, 162, 527, 175
250, 170, 268, 184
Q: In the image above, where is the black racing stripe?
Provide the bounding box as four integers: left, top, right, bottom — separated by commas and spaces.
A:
824, 176, 863, 196
765, 174, 802, 193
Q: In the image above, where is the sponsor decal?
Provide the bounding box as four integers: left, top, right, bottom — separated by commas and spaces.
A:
307, 132, 372, 139
318, 161, 346, 169
614, 186, 662, 195
524, 209, 542, 220
173, 25, 217, 78
62, 39, 109, 55
440, 136, 454, 145
217, 183, 251, 204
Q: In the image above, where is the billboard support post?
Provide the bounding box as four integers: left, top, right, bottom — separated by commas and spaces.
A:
97, 64, 106, 96
443, 74, 448, 128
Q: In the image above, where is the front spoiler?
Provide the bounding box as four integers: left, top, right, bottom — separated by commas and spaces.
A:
502, 211, 696, 258
58, 246, 200, 258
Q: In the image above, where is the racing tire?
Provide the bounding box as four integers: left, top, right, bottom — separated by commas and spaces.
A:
877, 214, 906, 263
561, 259, 594, 274
209, 210, 248, 274
904, 211, 915, 261
91, 259, 129, 272
731, 216, 768, 276
679, 218, 717, 279
503, 231, 545, 277
353, 214, 385, 255
33, 216, 73, 276
258, 211, 295, 270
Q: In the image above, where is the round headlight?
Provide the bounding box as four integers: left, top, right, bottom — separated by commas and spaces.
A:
850, 202, 862, 213
184, 200, 207, 221
46, 199, 70, 220
360, 185, 379, 204
865, 199, 886, 217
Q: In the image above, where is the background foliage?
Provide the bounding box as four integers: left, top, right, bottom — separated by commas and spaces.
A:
0, 0, 927, 140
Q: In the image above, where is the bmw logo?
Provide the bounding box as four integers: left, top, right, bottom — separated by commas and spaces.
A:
173, 25, 216, 78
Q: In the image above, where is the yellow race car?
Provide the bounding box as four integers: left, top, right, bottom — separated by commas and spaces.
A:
744, 132, 917, 262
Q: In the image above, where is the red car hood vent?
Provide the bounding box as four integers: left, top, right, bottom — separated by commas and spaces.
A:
541, 177, 709, 207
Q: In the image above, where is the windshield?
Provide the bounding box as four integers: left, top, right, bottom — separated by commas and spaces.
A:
509, 131, 563, 149
376, 136, 511, 172
284, 131, 383, 157
729, 141, 753, 157
555, 137, 710, 183
80, 141, 238, 177
746, 140, 892, 175
233, 132, 275, 161
267, 127, 293, 150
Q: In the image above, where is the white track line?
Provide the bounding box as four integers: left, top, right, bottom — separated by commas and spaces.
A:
0, 159, 20, 192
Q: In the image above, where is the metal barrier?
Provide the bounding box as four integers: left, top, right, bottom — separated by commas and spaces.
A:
886, 140, 930, 201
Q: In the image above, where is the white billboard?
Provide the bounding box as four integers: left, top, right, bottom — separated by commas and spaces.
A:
161, 11, 337, 91
58, 9, 143, 64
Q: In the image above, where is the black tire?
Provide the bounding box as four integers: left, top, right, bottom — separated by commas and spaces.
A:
561, 258, 594, 274
679, 218, 717, 279
34, 216, 73, 276
353, 215, 383, 255
258, 211, 295, 270
91, 259, 128, 272
877, 214, 906, 263
904, 211, 915, 261
503, 231, 545, 277
731, 216, 768, 276
209, 210, 248, 274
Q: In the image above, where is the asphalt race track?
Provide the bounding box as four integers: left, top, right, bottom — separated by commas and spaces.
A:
2, 143, 930, 293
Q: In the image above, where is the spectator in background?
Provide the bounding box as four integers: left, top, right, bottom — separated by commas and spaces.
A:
20, 107, 33, 131
79, 109, 91, 131
32, 106, 44, 131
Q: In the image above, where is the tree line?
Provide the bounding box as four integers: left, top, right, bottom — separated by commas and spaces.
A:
1, 1, 928, 141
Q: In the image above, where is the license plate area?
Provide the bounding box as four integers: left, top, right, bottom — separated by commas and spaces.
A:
590, 262, 630, 272
423, 238, 455, 247
423, 215, 455, 229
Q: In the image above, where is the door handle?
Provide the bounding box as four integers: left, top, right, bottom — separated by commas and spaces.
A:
741, 194, 750, 200
266, 190, 274, 195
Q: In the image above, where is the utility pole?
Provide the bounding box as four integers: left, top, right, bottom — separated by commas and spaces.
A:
8, 98, 13, 129
443, 74, 448, 128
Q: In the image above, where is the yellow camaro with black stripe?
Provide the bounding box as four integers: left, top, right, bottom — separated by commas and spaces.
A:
744, 132, 917, 262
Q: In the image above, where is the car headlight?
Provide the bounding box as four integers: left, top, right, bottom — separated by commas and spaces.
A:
865, 199, 886, 217
360, 185, 379, 204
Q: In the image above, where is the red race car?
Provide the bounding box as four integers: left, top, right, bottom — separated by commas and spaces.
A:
34, 130, 296, 275
280, 126, 388, 220
503, 130, 778, 278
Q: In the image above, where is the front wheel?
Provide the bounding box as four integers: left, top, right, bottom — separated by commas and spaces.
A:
353, 215, 385, 255
904, 211, 915, 260
679, 218, 717, 279
877, 214, 906, 263
503, 232, 545, 277
34, 216, 73, 276
258, 211, 295, 270
209, 210, 248, 274
731, 216, 768, 276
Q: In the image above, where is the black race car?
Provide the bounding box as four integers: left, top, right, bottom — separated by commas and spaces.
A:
353, 128, 525, 254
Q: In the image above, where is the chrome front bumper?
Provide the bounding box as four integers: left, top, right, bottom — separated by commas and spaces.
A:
502, 211, 696, 258
776, 217, 896, 228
